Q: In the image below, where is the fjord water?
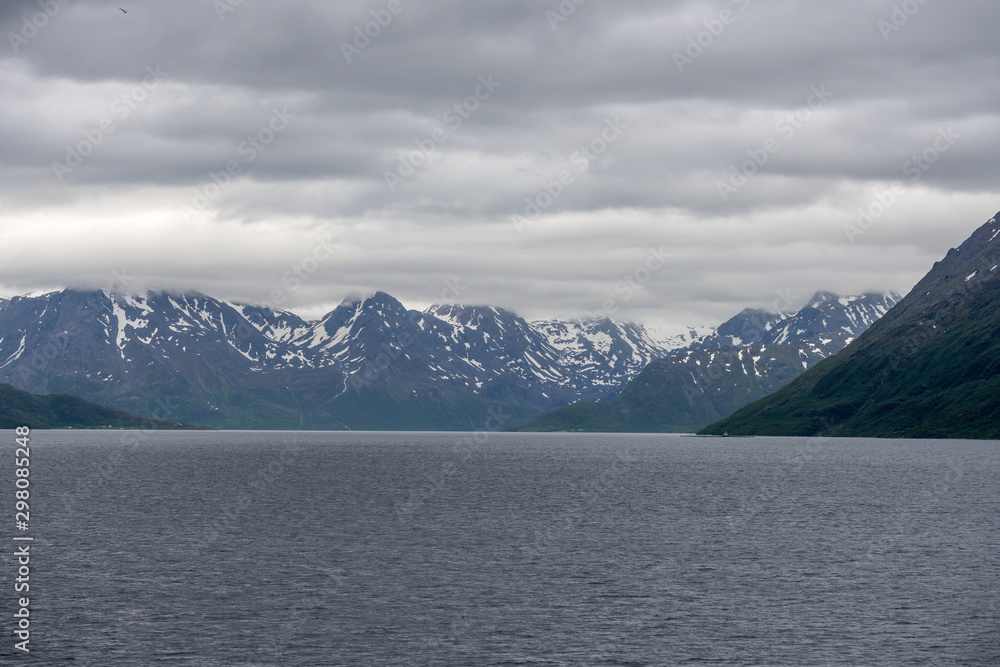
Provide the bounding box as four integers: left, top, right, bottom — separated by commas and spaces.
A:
2, 432, 998, 665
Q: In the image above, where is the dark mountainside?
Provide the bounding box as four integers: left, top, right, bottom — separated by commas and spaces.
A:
0, 290, 684, 430
0, 284, 895, 432
0, 383, 202, 430
508, 292, 899, 433
701, 211, 1000, 439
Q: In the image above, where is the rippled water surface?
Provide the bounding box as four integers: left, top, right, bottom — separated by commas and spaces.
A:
1, 431, 998, 665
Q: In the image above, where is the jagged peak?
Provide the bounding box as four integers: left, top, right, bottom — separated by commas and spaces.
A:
734, 307, 777, 317
561, 313, 618, 329
424, 303, 525, 329
332, 290, 402, 310
337, 292, 369, 308
804, 290, 839, 308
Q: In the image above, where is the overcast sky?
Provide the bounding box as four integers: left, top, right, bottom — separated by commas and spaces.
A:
1, 0, 998, 326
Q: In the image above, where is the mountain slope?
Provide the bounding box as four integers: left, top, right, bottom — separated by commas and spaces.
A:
701, 211, 1000, 438
507, 333, 853, 432
508, 291, 899, 433
0, 289, 703, 430
692, 292, 899, 348
0, 289, 351, 429
529, 316, 703, 398
0, 278, 904, 433
0, 383, 203, 429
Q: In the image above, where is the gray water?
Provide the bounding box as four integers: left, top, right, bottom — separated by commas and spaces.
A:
1, 430, 998, 665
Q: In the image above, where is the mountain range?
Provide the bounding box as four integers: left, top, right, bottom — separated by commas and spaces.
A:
509, 291, 899, 433
0, 285, 896, 430
701, 211, 1000, 439
0, 289, 707, 430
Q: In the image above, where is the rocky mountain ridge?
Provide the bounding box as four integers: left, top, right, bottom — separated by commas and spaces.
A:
0, 286, 898, 430
701, 211, 1000, 438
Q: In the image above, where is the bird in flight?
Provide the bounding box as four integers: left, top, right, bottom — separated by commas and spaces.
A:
119, 7, 127, 13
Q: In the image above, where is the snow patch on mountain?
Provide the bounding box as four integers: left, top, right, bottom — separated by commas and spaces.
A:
0, 335, 26, 369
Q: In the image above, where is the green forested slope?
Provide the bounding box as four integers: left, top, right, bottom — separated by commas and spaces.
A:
0, 383, 205, 429
701, 213, 1000, 439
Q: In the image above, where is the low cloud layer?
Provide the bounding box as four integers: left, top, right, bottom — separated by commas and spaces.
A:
1, 0, 998, 325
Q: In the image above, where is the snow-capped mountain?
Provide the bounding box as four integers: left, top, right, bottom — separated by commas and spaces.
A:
702, 210, 1000, 438
509, 291, 903, 433
766, 291, 901, 344
643, 324, 716, 351
693, 291, 901, 349
230, 302, 314, 345
528, 317, 689, 397
0, 289, 696, 428
0, 287, 900, 430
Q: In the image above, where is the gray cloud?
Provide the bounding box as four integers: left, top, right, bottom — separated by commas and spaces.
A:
0, 0, 997, 327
